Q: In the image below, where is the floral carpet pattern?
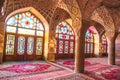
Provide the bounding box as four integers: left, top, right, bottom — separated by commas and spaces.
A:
85, 66, 120, 80
56, 59, 98, 70
0, 57, 120, 80
0, 63, 50, 73
0, 61, 65, 80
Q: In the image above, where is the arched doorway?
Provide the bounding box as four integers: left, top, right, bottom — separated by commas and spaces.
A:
55, 21, 75, 59
101, 34, 108, 56
4, 11, 45, 61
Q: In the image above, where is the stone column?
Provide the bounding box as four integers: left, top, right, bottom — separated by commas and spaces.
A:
47, 23, 56, 62
108, 32, 117, 65
47, 38, 55, 62
108, 38, 115, 65
74, 33, 85, 73
0, 22, 5, 64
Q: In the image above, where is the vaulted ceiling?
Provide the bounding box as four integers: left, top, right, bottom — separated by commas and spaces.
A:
0, 0, 120, 35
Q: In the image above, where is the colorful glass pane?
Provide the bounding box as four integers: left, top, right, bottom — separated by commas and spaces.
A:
59, 34, 63, 39
27, 37, 34, 55
36, 38, 43, 55
37, 22, 44, 30
102, 45, 106, 53
56, 21, 75, 55
69, 28, 74, 35
6, 26, 16, 33
56, 34, 58, 38
102, 35, 107, 44
87, 43, 90, 53
56, 21, 74, 36
90, 44, 93, 53
18, 12, 36, 29
58, 40, 63, 54
62, 27, 67, 34
6, 11, 44, 58
70, 36, 74, 40
7, 14, 19, 26
6, 35, 15, 55
69, 42, 74, 53
102, 35, 107, 53
7, 11, 44, 32
17, 36, 25, 55
64, 41, 69, 54
86, 33, 94, 43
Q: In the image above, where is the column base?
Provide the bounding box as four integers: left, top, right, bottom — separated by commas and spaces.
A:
47, 53, 55, 62
74, 69, 84, 73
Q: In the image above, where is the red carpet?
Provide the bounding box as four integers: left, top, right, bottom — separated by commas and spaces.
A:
101, 68, 120, 79
56, 59, 98, 70
85, 66, 120, 80
56, 59, 120, 80
0, 57, 120, 80
0, 62, 65, 80
63, 60, 91, 66
0, 63, 50, 73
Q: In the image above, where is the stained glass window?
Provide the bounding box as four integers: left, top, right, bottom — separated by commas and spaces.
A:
6, 35, 15, 55
56, 21, 75, 55
64, 41, 69, 54
6, 11, 44, 58
18, 12, 36, 29
69, 42, 74, 53
27, 37, 34, 55
102, 35, 107, 53
58, 40, 64, 54
85, 29, 94, 54
36, 38, 43, 55
17, 36, 25, 55
7, 14, 19, 26
6, 11, 44, 35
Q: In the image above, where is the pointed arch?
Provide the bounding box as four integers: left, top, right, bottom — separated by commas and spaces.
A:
55, 20, 75, 59
85, 26, 99, 57
5, 7, 49, 60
